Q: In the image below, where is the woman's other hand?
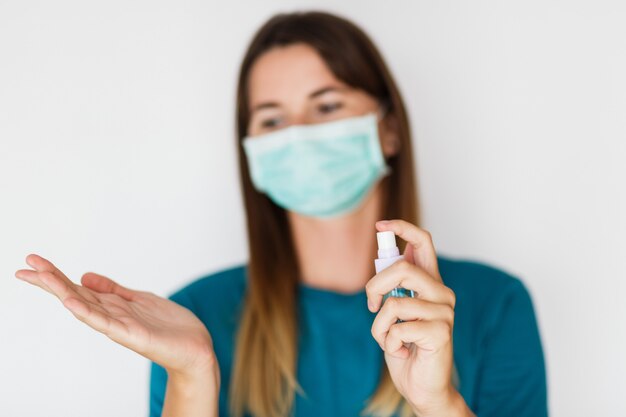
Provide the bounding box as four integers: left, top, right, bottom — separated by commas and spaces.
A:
366, 220, 473, 417
15, 254, 219, 382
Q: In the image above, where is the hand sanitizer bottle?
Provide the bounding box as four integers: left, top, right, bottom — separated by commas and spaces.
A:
375, 231, 415, 304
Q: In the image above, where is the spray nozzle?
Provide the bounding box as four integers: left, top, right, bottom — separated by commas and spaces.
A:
376, 231, 400, 259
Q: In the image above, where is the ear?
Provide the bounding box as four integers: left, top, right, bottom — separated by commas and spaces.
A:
378, 112, 401, 157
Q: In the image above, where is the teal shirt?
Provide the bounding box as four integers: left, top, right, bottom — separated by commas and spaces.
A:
149, 255, 548, 417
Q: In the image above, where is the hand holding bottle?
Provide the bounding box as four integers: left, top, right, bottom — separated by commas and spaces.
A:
366, 220, 473, 417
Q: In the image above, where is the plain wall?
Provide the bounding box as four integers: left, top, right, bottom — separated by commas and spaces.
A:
1, 1, 624, 416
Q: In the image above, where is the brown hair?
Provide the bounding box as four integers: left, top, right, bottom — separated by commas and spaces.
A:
230, 11, 419, 417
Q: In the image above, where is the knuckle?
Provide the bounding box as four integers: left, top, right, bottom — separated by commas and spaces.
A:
395, 259, 411, 272
384, 338, 393, 351
437, 321, 452, 340
444, 305, 455, 324
447, 287, 457, 307
370, 323, 382, 342
385, 296, 400, 309
388, 323, 402, 339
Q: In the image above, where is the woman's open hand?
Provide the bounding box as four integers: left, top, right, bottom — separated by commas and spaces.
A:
15, 254, 218, 380
366, 220, 472, 417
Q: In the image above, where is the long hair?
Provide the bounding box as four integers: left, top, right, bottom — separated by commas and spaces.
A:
230, 11, 420, 417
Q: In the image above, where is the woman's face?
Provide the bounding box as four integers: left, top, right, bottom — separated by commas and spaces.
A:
246, 43, 398, 157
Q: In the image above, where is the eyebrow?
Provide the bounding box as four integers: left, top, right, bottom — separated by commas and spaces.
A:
250, 85, 347, 114
309, 85, 346, 98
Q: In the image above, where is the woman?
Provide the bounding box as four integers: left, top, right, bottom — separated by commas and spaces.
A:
15, 11, 547, 417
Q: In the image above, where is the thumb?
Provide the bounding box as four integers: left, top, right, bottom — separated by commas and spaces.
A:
81, 272, 136, 302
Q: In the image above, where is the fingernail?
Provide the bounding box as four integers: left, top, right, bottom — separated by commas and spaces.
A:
377, 220, 390, 225
368, 299, 375, 311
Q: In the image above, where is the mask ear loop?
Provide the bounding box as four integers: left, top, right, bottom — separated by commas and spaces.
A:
374, 99, 395, 178
376, 98, 401, 168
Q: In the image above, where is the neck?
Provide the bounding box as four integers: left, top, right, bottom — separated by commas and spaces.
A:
287, 182, 384, 294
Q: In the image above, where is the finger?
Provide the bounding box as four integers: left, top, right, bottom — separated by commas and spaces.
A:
385, 320, 452, 356
63, 296, 128, 339
16, 268, 102, 305
38, 270, 81, 304
81, 272, 136, 302
403, 242, 415, 265
371, 297, 454, 349
376, 220, 440, 279
15, 269, 55, 294
27, 269, 111, 317
72, 285, 102, 304
92, 291, 134, 314
25, 254, 74, 285
365, 260, 455, 312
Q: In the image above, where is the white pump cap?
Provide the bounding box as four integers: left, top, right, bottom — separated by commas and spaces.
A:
376, 231, 397, 250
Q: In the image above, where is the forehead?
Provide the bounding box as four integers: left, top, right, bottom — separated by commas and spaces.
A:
247, 43, 347, 109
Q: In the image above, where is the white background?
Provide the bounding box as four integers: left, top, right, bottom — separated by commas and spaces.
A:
1, 1, 625, 416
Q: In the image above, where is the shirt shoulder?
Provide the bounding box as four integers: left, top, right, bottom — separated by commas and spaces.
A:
438, 254, 530, 312
437, 255, 547, 417
166, 263, 247, 318
437, 254, 540, 352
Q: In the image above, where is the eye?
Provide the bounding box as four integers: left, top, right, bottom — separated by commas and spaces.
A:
261, 117, 283, 128
318, 102, 343, 114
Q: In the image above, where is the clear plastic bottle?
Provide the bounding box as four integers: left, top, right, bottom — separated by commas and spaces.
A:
374, 231, 415, 305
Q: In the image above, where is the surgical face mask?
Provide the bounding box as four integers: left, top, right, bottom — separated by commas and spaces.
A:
242, 112, 391, 219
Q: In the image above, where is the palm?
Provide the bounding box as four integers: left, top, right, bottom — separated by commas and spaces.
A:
15, 254, 215, 375
89, 288, 214, 373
